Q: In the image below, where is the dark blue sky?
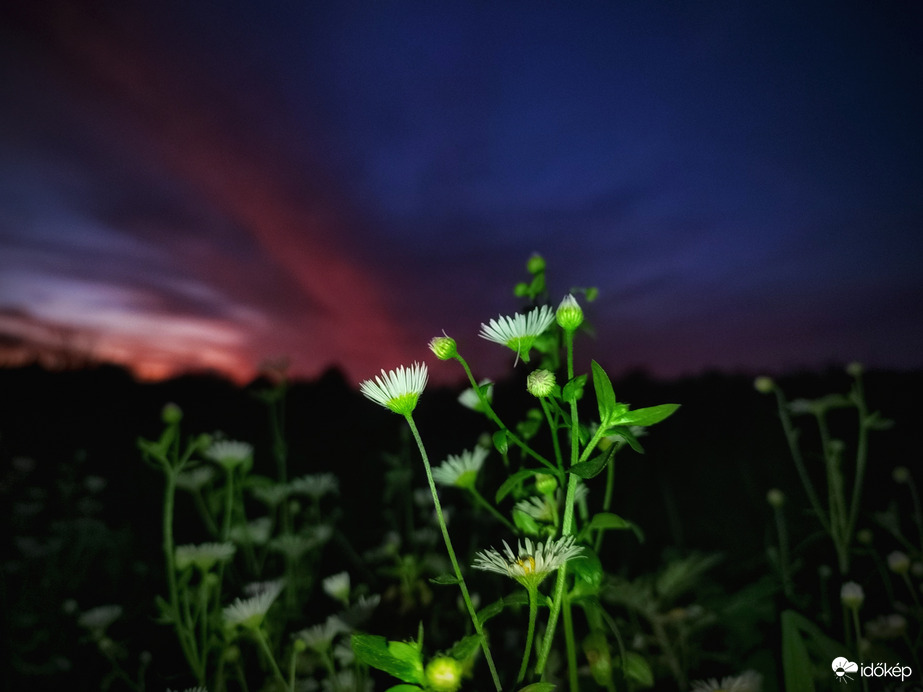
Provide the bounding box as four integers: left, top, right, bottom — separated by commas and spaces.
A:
1, 1, 921, 383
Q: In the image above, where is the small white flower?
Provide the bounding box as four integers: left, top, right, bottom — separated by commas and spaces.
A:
175, 466, 216, 491
269, 533, 320, 559
175, 542, 236, 572
432, 447, 489, 489
887, 550, 910, 574
841, 581, 865, 609
77, 604, 122, 634
478, 305, 555, 364
289, 473, 339, 500
251, 483, 290, 506
229, 517, 273, 546
224, 581, 283, 630
323, 572, 351, 605
473, 535, 583, 588
204, 440, 253, 470
359, 362, 428, 415
298, 615, 349, 652
458, 379, 493, 412
690, 670, 762, 692
515, 495, 557, 523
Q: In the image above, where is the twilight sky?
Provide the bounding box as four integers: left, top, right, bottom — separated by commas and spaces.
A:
1, 0, 922, 385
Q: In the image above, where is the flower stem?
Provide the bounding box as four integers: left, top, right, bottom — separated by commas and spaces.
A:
469, 486, 518, 533
404, 414, 502, 692
518, 586, 539, 683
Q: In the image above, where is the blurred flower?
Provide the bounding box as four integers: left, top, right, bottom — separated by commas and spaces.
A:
473, 535, 583, 589
766, 488, 785, 508
425, 656, 463, 692
204, 440, 253, 471
432, 447, 488, 489
458, 379, 493, 412
753, 377, 774, 394
478, 305, 555, 364
176, 466, 216, 492
175, 542, 236, 572
229, 517, 272, 546
892, 466, 910, 484
297, 616, 349, 653
224, 581, 283, 630
360, 363, 428, 415
691, 670, 762, 692
322, 571, 351, 606
251, 483, 290, 507
841, 581, 865, 609
78, 604, 122, 638
887, 551, 910, 575
289, 473, 339, 500
866, 613, 907, 640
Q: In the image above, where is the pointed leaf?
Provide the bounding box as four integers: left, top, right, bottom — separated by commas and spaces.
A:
606, 426, 645, 454
591, 360, 617, 422
562, 374, 587, 403
447, 633, 483, 662
495, 468, 542, 503
609, 403, 679, 428
429, 574, 460, 586
351, 634, 425, 685
568, 445, 616, 480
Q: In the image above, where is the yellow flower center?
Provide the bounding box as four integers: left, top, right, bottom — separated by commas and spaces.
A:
515, 556, 536, 575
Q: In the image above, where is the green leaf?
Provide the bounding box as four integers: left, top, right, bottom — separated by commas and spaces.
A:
608, 403, 679, 428
568, 445, 616, 480
513, 508, 542, 535
781, 611, 816, 692
447, 633, 483, 662
587, 512, 631, 531
385, 686, 422, 692
492, 430, 509, 455
562, 374, 587, 403
606, 426, 645, 454
516, 684, 556, 692
351, 634, 425, 685
616, 651, 654, 688
429, 574, 460, 585
591, 360, 617, 423
495, 468, 542, 503
477, 592, 530, 626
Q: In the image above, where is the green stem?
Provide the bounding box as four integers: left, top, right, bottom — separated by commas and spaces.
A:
518, 587, 539, 683
455, 353, 556, 471
469, 486, 518, 533
404, 414, 502, 692
537, 330, 580, 677
773, 504, 794, 601
774, 387, 830, 534
253, 627, 289, 691
845, 376, 869, 553
539, 397, 564, 472
562, 594, 578, 692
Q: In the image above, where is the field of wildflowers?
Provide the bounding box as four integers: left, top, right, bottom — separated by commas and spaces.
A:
2, 256, 921, 692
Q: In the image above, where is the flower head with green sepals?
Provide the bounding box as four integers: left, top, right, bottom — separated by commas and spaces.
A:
432, 447, 488, 489
359, 362, 428, 415
479, 305, 555, 364
473, 535, 583, 589
204, 439, 253, 471
223, 580, 283, 631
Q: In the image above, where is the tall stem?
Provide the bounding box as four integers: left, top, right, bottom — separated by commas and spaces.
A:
518, 587, 539, 683
404, 415, 502, 692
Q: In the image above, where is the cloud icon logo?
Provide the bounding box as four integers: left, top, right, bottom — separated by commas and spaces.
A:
832, 657, 859, 682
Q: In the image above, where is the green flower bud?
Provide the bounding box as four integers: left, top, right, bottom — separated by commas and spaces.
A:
425, 656, 462, 692
888, 551, 910, 575
846, 361, 864, 377
527, 369, 556, 398
161, 402, 183, 425
555, 294, 584, 331
527, 253, 546, 274
893, 466, 910, 484
428, 334, 457, 360
766, 488, 785, 508
753, 376, 774, 394
841, 581, 864, 610
535, 473, 558, 496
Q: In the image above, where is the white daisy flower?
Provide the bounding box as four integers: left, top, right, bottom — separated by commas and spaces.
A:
175, 542, 236, 572
223, 581, 283, 630
359, 362, 428, 415
297, 615, 349, 652
478, 305, 555, 364
77, 604, 122, 635
473, 535, 583, 589
690, 670, 762, 692
204, 440, 253, 470
229, 517, 272, 546
288, 473, 339, 500
458, 379, 493, 412
515, 495, 557, 523
322, 571, 351, 605
175, 466, 216, 492
432, 447, 488, 489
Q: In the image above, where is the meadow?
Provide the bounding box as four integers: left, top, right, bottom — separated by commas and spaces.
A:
2, 259, 921, 692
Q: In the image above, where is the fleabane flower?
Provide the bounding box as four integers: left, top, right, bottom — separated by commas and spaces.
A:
175, 542, 236, 572
690, 670, 762, 692
473, 535, 583, 589
223, 580, 283, 630
432, 447, 488, 489
479, 305, 555, 364
204, 440, 253, 471
359, 362, 428, 415
322, 571, 351, 606
428, 333, 457, 360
